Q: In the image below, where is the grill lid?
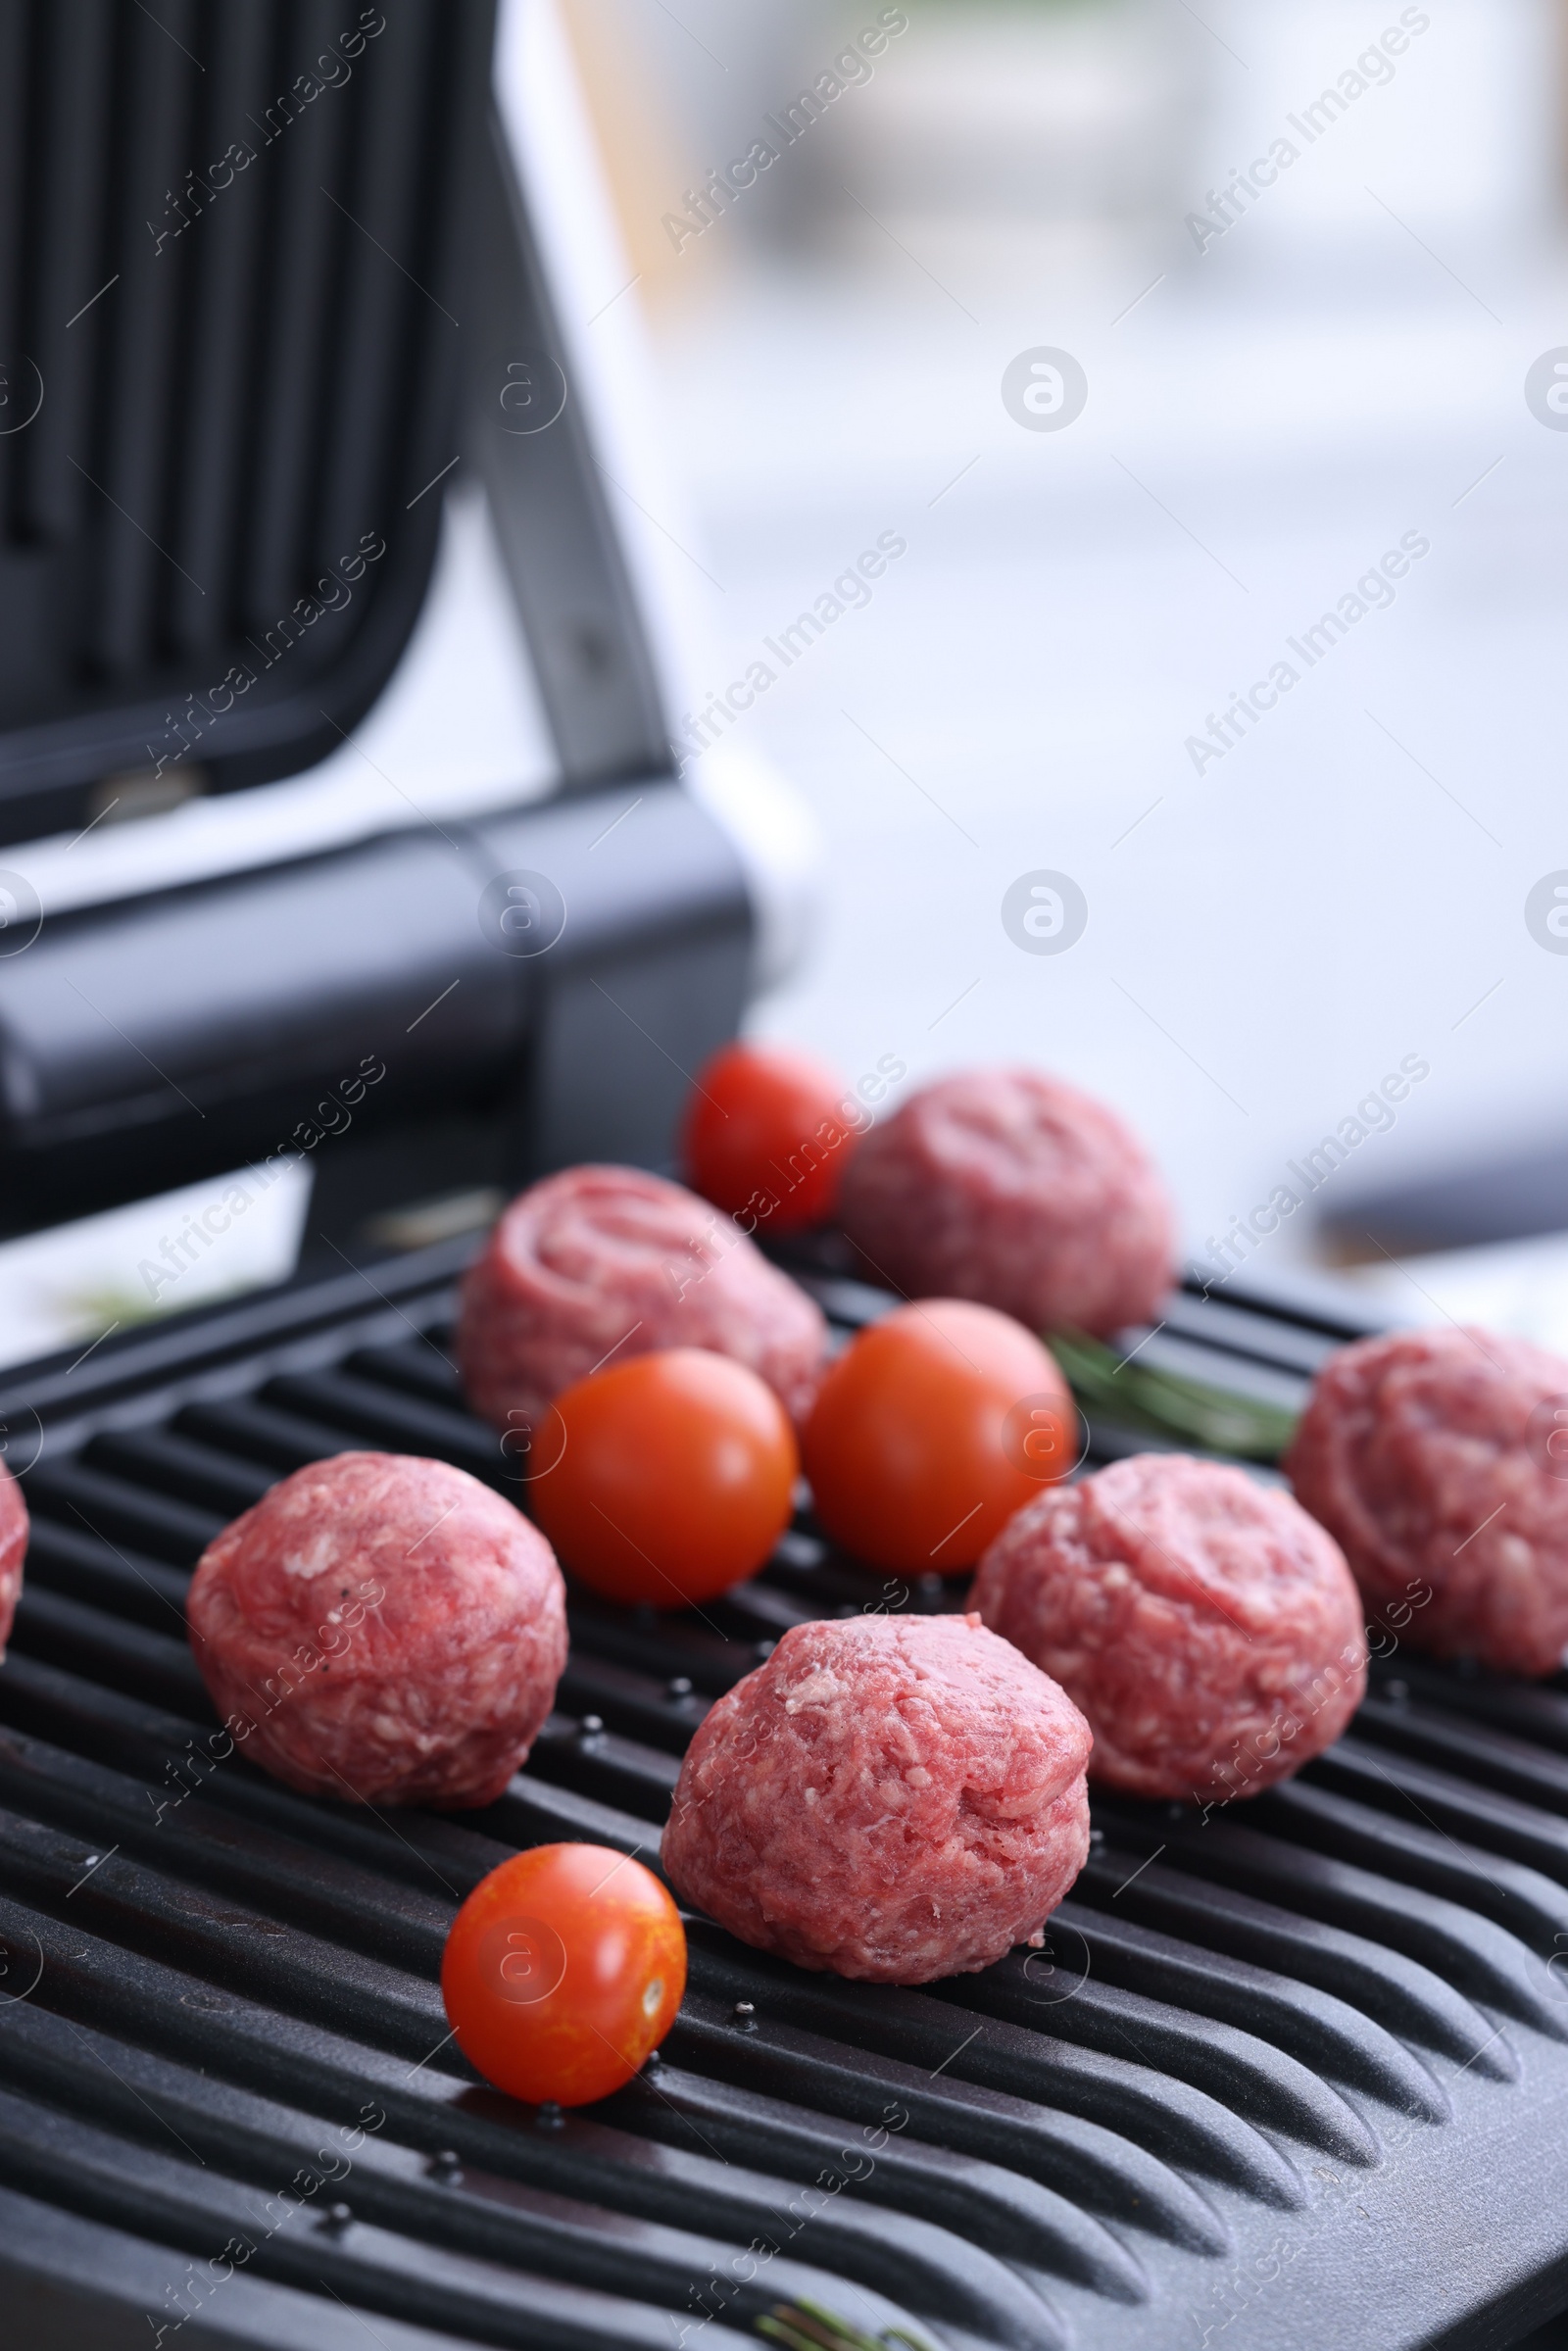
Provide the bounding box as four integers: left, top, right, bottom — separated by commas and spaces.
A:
0, 0, 495, 847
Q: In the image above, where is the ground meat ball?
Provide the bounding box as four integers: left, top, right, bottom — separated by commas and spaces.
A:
838, 1068, 1175, 1339
457, 1165, 829, 1439
187, 1452, 566, 1808
0, 1461, 26, 1660
972, 1454, 1365, 1804
1286, 1325, 1568, 1678
662, 1611, 1091, 1984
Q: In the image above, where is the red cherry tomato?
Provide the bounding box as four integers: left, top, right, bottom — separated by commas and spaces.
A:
442, 1843, 686, 2107
682, 1040, 854, 1232
528, 1347, 799, 1607
802, 1298, 1076, 1573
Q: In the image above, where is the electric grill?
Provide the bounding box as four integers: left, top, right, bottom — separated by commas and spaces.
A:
4, 5, 1568, 2347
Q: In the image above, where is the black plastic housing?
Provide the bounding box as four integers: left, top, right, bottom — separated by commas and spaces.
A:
0, 777, 753, 1237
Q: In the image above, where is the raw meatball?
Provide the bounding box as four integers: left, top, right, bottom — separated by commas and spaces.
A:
838, 1068, 1175, 1339
662, 1611, 1091, 1984
1285, 1324, 1568, 1678
187, 1452, 566, 1808
458, 1165, 829, 1439
972, 1454, 1365, 1804
0, 1460, 26, 1659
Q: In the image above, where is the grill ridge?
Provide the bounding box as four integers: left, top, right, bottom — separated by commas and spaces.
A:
1069, 1840, 1514, 2081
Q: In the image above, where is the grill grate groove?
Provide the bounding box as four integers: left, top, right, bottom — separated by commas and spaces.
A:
1069, 1838, 1514, 2080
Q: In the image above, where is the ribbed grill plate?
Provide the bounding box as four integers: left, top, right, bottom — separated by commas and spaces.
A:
0, 1241, 1566, 2350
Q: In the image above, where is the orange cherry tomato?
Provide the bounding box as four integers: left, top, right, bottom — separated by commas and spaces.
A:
802, 1298, 1076, 1574
682, 1040, 854, 1231
528, 1347, 798, 1607
442, 1842, 686, 2107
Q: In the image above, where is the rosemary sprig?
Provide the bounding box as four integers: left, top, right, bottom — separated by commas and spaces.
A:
757, 2300, 933, 2351
1048, 1328, 1299, 1463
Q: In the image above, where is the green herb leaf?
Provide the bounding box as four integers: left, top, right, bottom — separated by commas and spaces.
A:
757, 2299, 936, 2351
1049, 1328, 1298, 1463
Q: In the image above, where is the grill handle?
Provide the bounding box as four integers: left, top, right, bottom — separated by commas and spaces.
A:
0, 778, 752, 1238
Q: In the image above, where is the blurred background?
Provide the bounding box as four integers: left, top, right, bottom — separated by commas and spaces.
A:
558, 0, 1568, 1340
7, 0, 1568, 1360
